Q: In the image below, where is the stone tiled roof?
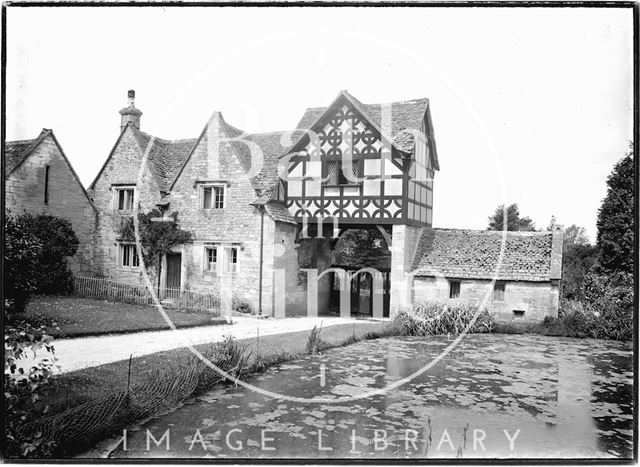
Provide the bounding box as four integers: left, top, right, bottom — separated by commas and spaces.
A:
132, 127, 197, 193
296, 92, 432, 156
264, 202, 297, 225
4, 130, 50, 175
5, 129, 96, 211
412, 228, 556, 282
231, 129, 306, 197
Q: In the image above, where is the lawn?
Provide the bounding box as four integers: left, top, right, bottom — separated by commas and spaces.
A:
23, 296, 226, 338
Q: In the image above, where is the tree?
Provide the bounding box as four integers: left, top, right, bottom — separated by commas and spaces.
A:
333, 228, 390, 270
595, 147, 634, 275
561, 225, 597, 301
487, 203, 536, 231
563, 224, 590, 246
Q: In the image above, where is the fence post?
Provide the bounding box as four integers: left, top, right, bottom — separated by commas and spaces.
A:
256, 327, 260, 361
126, 354, 133, 393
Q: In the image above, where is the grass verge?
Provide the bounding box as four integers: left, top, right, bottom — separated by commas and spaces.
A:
22, 296, 225, 338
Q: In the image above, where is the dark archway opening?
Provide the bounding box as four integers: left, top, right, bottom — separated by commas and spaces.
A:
328, 226, 391, 317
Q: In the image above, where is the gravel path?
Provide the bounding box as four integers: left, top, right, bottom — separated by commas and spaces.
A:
18, 315, 366, 375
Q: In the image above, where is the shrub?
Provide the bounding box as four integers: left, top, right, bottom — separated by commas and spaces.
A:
4, 215, 43, 315
394, 300, 494, 336
232, 294, 254, 314
192, 336, 252, 391
4, 321, 57, 458
555, 300, 598, 338
552, 292, 632, 341
4, 213, 79, 313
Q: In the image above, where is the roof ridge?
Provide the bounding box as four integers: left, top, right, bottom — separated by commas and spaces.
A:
6, 137, 37, 144
138, 130, 197, 145
6, 129, 51, 175
246, 130, 288, 137
432, 227, 551, 236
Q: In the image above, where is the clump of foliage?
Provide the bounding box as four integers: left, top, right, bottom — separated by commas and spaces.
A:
333, 228, 391, 270
232, 294, 254, 314
305, 324, 325, 354
4, 213, 44, 314
191, 336, 252, 391
487, 203, 536, 231
3, 213, 77, 457
119, 209, 193, 275
395, 300, 494, 336
4, 321, 58, 458
595, 147, 634, 276
5, 212, 78, 313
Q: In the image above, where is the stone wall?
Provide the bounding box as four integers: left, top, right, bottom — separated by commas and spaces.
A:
89, 126, 161, 282
168, 130, 290, 316
5, 133, 97, 273
413, 276, 559, 322
272, 221, 302, 316
389, 224, 423, 316
295, 237, 335, 317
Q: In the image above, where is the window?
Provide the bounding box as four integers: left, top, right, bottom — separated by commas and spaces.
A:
44, 165, 50, 205
513, 310, 525, 319
449, 280, 460, 299
202, 185, 224, 209
273, 180, 286, 202
204, 245, 239, 273
119, 243, 139, 267
326, 160, 359, 185
226, 247, 239, 273
205, 247, 218, 272
114, 187, 135, 211
494, 282, 506, 301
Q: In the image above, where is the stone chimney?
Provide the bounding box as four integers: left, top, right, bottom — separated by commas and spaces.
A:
119, 89, 142, 131
550, 224, 564, 281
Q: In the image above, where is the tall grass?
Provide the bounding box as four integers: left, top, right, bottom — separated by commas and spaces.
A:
394, 300, 494, 336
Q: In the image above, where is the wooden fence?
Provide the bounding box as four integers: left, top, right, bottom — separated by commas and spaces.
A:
73, 275, 220, 314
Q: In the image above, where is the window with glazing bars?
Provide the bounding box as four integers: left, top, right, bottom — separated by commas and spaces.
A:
202, 186, 224, 209
326, 160, 359, 184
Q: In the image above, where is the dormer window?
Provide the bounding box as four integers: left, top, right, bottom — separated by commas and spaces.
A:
202, 185, 225, 210
113, 186, 135, 212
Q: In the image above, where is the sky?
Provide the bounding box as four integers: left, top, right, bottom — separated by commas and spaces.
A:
5, 6, 634, 242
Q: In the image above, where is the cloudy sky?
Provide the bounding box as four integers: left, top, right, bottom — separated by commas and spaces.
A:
5, 6, 634, 241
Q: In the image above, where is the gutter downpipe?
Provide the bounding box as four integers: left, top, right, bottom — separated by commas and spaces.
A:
258, 207, 265, 315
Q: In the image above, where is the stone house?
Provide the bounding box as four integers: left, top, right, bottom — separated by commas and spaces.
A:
88, 91, 300, 315
412, 228, 564, 321
88, 89, 563, 321
5, 128, 97, 273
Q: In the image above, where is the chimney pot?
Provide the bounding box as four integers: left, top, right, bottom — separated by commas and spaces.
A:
119, 89, 142, 131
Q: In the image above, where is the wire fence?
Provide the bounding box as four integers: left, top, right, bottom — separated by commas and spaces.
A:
20, 319, 398, 457
73, 275, 220, 314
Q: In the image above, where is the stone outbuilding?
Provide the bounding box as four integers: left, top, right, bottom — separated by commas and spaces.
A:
5, 129, 97, 273
412, 228, 564, 321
